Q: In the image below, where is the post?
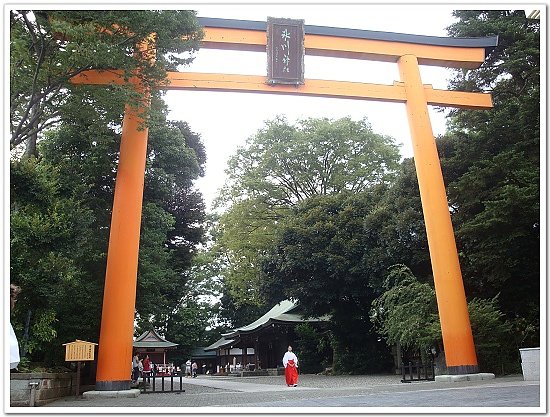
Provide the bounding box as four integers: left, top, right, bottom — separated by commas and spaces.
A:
28, 381, 39, 407
75, 361, 81, 396
94, 35, 155, 391
398, 54, 478, 374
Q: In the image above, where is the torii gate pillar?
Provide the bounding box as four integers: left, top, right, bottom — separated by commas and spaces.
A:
94, 100, 149, 391
93, 37, 154, 392
399, 55, 478, 373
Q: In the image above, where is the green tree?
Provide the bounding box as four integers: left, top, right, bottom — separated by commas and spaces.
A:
10, 10, 202, 156
370, 265, 441, 354
221, 116, 400, 206
10, 98, 208, 364
212, 116, 401, 326
294, 323, 331, 374
467, 296, 516, 374
10, 158, 101, 363
260, 191, 396, 373
440, 10, 540, 344
371, 267, 518, 374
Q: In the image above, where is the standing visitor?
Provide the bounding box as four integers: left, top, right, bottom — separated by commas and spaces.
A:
138, 357, 144, 379
132, 354, 140, 383
142, 355, 151, 383
143, 355, 151, 377
10, 284, 21, 370
282, 345, 299, 387
185, 359, 192, 377
192, 361, 198, 378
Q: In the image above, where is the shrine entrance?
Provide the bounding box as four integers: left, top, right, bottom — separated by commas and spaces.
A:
72, 16, 497, 390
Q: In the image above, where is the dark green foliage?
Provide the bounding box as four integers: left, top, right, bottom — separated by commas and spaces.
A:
370, 265, 441, 353
10, 99, 208, 364
164, 299, 212, 361
468, 296, 518, 374
440, 10, 540, 345
294, 323, 331, 374
10, 158, 102, 362
218, 290, 270, 329
10, 10, 203, 152
331, 321, 394, 374
261, 191, 398, 373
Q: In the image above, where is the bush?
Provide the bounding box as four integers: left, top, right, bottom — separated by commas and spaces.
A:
468, 295, 519, 374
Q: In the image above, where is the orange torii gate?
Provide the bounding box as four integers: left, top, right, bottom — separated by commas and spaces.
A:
72, 17, 497, 391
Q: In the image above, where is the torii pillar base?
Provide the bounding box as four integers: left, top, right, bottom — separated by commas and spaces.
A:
83, 388, 141, 398
95, 381, 131, 391
435, 373, 495, 383
447, 365, 479, 375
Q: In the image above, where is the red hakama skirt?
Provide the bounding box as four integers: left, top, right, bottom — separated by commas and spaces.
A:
285, 359, 299, 386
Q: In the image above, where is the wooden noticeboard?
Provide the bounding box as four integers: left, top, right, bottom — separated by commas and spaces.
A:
63, 339, 97, 361
62, 340, 98, 396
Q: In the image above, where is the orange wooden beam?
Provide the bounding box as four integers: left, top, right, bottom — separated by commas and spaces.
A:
71, 70, 493, 110
399, 54, 478, 373
201, 27, 487, 69
93, 34, 155, 391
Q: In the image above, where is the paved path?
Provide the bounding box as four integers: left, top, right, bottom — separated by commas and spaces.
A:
43, 374, 541, 410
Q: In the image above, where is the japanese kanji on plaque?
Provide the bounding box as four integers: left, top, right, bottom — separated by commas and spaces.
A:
267, 17, 305, 85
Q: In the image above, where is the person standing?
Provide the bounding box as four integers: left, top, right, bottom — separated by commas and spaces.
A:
185, 359, 192, 377
192, 361, 198, 378
143, 355, 151, 380
132, 354, 140, 383
143, 355, 151, 374
282, 345, 299, 387
10, 284, 21, 370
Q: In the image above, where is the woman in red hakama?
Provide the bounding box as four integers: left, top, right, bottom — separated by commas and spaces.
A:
283, 345, 299, 387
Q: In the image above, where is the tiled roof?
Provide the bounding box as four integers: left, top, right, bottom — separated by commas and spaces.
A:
133, 329, 178, 348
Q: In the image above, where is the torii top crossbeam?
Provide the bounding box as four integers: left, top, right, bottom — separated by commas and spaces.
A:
75, 17, 497, 108
72, 17, 497, 391
197, 17, 498, 67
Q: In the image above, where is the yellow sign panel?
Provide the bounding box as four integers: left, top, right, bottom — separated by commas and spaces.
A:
63, 340, 98, 361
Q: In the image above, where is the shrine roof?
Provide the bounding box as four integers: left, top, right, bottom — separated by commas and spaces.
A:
133, 328, 178, 349
191, 347, 218, 358
203, 300, 329, 351
223, 299, 329, 337
204, 337, 236, 351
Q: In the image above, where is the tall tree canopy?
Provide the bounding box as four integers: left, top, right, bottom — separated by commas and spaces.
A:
221, 116, 400, 206
10, 10, 202, 156
260, 191, 397, 373
439, 10, 540, 345
212, 116, 401, 325
11, 98, 209, 364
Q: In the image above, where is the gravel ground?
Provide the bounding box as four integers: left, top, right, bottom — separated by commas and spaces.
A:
42, 373, 533, 408
218, 373, 403, 388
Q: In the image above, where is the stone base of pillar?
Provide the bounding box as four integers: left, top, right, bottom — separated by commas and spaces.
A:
447, 364, 479, 375
83, 388, 140, 399
95, 380, 131, 391
435, 373, 495, 383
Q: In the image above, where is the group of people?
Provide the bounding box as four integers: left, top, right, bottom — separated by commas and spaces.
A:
131, 354, 152, 383
185, 359, 198, 378
131, 355, 200, 382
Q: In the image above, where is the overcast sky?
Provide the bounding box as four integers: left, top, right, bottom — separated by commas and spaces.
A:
160, 4, 506, 210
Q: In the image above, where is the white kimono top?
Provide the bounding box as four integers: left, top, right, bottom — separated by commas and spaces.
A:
282, 351, 298, 368
10, 323, 20, 369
